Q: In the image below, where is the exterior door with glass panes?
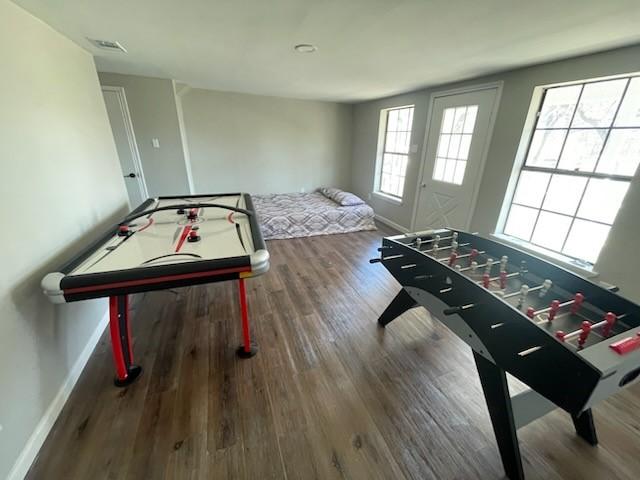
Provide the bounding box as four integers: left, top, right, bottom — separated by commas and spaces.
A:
414, 86, 500, 230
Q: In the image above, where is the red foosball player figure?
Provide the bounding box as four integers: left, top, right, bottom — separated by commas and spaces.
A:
578, 321, 592, 348
500, 271, 507, 289
602, 312, 617, 337
571, 293, 584, 314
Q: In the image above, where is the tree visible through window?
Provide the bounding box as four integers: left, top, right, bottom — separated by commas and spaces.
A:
378, 106, 414, 198
502, 75, 640, 264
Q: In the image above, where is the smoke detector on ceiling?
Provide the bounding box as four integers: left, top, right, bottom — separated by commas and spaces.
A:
87, 38, 127, 53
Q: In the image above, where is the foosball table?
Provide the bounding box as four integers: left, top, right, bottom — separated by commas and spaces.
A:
371, 229, 640, 480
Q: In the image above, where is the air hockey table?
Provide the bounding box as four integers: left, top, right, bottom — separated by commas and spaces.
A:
42, 193, 269, 386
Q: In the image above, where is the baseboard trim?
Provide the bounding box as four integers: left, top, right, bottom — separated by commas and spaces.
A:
7, 309, 109, 480
374, 214, 410, 233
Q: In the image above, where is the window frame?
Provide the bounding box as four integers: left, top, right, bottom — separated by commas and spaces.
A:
496, 73, 639, 269
373, 105, 415, 202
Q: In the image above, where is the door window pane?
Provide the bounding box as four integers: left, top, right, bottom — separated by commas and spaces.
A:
463, 106, 478, 133
432, 104, 479, 185
453, 160, 467, 185
458, 134, 472, 160
452, 107, 466, 133
442, 108, 455, 133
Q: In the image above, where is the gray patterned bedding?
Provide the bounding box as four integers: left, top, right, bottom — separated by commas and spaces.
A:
252, 192, 376, 240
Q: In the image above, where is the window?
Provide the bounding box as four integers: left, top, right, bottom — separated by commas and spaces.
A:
502, 75, 640, 264
376, 106, 414, 199
433, 105, 479, 185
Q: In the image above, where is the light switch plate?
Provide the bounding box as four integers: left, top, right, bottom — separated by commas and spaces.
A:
152, 138, 160, 148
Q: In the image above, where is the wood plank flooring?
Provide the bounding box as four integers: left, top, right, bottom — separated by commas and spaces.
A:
28, 229, 640, 479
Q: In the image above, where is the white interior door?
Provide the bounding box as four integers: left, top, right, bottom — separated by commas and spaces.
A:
413, 86, 500, 231
102, 86, 148, 207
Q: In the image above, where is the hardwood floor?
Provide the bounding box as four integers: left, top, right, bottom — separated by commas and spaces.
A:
28, 229, 640, 479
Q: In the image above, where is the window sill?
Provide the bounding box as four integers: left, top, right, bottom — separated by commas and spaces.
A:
490, 233, 599, 279
372, 191, 404, 205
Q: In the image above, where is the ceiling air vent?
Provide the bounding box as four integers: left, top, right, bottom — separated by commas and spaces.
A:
87, 38, 127, 53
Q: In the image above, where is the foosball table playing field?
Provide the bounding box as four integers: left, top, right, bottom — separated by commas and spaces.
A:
371, 229, 640, 480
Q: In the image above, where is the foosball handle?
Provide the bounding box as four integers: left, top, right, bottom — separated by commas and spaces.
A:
443, 303, 478, 316
369, 258, 382, 264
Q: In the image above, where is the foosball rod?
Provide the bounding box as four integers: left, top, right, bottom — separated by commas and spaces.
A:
502, 282, 547, 299
424, 242, 470, 254
474, 271, 519, 285
438, 248, 484, 262
410, 233, 456, 246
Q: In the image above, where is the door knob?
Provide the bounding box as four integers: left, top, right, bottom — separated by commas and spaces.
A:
421, 183, 426, 188
124, 173, 137, 178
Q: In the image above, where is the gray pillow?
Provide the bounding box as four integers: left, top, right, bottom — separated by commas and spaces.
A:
333, 191, 365, 206
319, 187, 365, 206
318, 186, 341, 199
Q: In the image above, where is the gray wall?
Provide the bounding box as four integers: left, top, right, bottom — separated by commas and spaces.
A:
98, 72, 191, 196
350, 44, 640, 301
0, 2, 128, 478
180, 88, 353, 194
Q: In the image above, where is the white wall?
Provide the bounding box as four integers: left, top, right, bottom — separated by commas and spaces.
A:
98, 72, 191, 197
0, 2, 128, 478
180, 88, 353, 194
350, 44, 640, 301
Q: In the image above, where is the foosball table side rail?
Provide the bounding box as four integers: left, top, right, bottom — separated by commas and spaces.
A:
379, 232, 640, 415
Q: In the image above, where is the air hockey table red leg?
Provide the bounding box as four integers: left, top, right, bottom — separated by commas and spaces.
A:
108, 295, 142, 386
236, 277, 258, 358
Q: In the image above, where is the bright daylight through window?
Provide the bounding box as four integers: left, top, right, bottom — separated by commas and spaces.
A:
502, 75, 640, 264
433, 105, 478, 185
378, 106, 414, 199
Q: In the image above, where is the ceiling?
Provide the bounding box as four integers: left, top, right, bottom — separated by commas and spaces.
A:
14, 0, 640, 102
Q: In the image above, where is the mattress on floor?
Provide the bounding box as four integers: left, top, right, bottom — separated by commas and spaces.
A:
252, 192, 377, 240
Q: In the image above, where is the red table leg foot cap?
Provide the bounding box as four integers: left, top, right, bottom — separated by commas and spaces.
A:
236, 344, 258, 358
113, 365, 143, 387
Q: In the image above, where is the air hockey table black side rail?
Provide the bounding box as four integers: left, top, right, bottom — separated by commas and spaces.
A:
373, 229, 640, 480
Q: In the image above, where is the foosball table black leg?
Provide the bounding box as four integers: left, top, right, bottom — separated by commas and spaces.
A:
473, 352, 525, 480
377, 288, 418, 327
572, 409, 598, 446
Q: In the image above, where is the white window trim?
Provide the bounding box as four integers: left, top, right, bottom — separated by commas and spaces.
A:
372, 104, 414, 202
491, 232, 598, 278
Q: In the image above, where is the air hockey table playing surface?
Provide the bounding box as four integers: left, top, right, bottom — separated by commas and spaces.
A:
42, 193, 270, 303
